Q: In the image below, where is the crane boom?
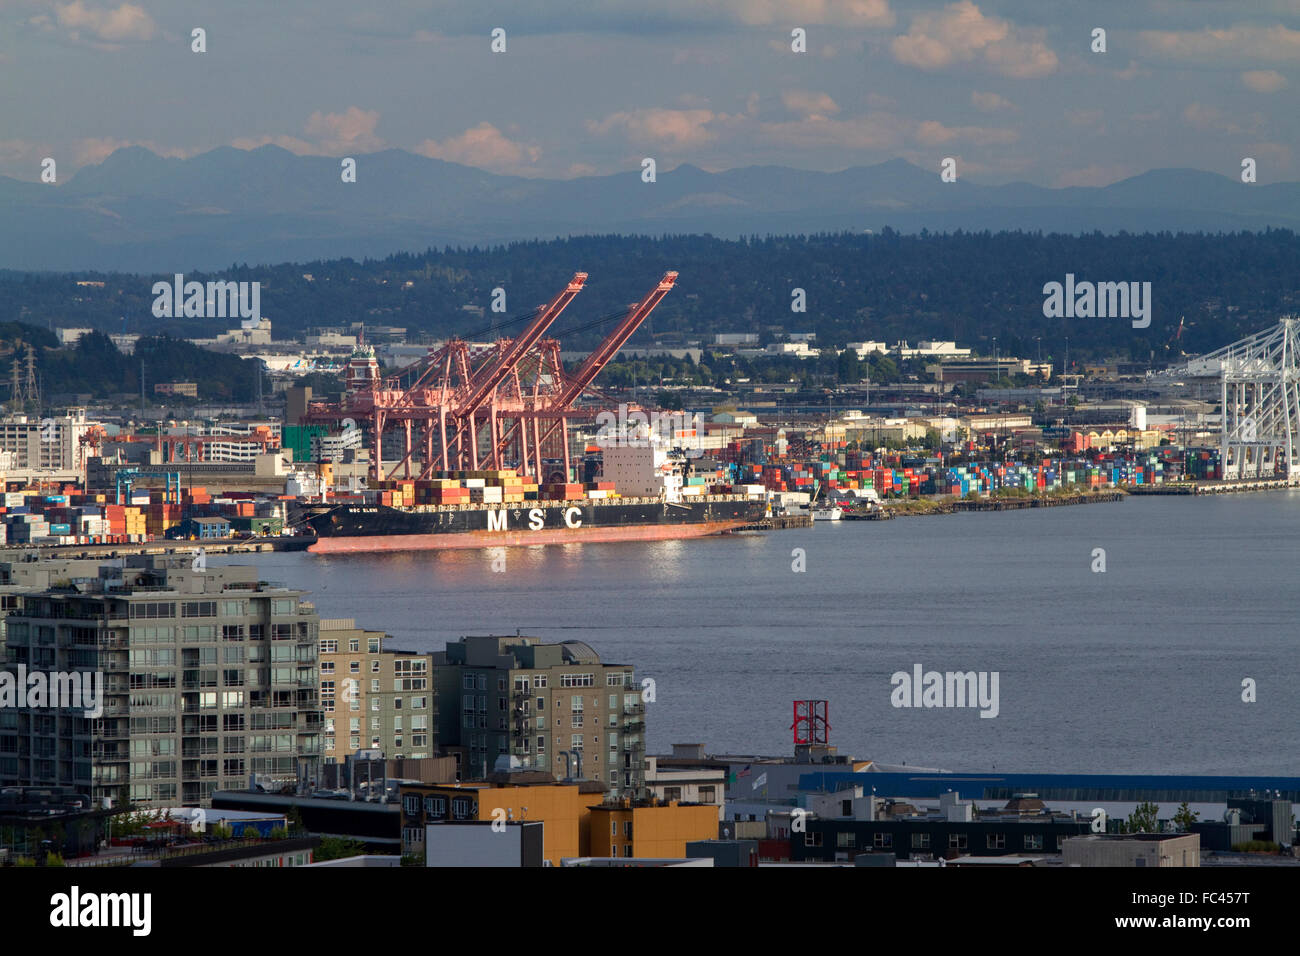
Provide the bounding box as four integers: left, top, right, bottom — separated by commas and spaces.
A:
553, 271, 677, 408
454, 272, 587, 418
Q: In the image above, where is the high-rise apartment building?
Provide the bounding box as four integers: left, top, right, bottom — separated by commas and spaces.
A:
0, 555, 322, 808
318, 619, 435, 763
433, 636, 645, 796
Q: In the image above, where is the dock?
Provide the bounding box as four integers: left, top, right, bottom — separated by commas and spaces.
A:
950, 492, 1125, 512
0, 535, 317, 560
1127, 478, 1300, 496
734, 514, 813, 531
843, 509, 894, 521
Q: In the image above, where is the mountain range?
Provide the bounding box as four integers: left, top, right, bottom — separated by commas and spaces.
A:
3, 146, 1299, 272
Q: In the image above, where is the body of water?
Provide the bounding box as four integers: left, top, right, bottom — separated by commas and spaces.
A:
213, 492, 1300, 775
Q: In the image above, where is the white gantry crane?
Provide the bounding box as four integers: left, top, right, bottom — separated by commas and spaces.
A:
1161, 316, 1300, 480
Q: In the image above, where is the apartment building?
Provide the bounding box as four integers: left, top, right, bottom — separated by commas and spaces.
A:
433, 635, 646, 796
0, 409, 93, 474
0, 555, 322, 808
318, 620, 435, 763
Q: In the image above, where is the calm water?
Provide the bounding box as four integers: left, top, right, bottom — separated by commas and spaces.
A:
213, 492, 1300, 775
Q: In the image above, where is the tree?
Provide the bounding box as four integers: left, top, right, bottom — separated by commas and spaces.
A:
836, 349, 861, 383
1172, 802, 1200, 832
208, 822, 233, 840
315, 837, 365, 862
655, 390, 683, 411
1124, 801, 1160, 833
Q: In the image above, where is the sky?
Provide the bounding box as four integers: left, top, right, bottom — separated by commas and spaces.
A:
0, 0, 1297, 186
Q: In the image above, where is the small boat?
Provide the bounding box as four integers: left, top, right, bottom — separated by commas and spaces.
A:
808, 505, 843, 521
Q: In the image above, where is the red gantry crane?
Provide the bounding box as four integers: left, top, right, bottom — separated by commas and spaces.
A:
302, 271, 677, 483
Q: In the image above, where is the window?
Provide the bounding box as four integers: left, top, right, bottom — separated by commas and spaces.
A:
560, 674, 593, 688
463, 674, 475, 690
371, 660, 380, 673
699, 786, 715, 803
571, 735, 583, 750
911, 833, 931, 849
948, 834, 968, 850
987, 834, 1006, 850
571, 714, 584, 728
320, 661, 334, 674
841, 799, 853, 816
623, 821, 633, 838
570, 695, 584, 712
1024, 834, 1043, 851
368, 638, 380, 653
623, 845, 633, 858
497, 677, 506, 691
534, 676, 546, 688
873, 833, 893, 849
348, 639, 359, 652
664, 787, 682, 802
320, 639, 338, 653
536, 736, 545, 753
836, 832, 855, 848
371, 679, 380, 692
349, 661, 360, 673
804, 832, 823, 847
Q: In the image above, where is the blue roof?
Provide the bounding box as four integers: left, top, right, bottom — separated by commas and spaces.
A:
797, 771, 1300, 801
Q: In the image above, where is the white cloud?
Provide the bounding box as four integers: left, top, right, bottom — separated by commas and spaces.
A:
588, 108, 729, 148
1241, 69, 1287, 93
781, 90, 840, 118
54, 2, 156, 43
890, 1, 1057, 78
913, 120, 1018, 146
232, 108, 384, 156
303, 107, 384, 154
970, 91, 1015, 112
415, 122, 541, 173
1181, 102, 1264, 135
722, 0, 893, 28
1140, 24, 1300, 63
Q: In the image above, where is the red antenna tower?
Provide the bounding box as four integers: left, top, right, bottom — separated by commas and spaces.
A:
791, 700, 830, 745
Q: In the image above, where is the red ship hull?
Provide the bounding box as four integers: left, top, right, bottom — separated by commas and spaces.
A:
307, 518, 753, 553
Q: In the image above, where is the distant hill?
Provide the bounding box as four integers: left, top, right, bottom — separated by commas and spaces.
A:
2, 146, 1299, 271
1, 231, 1297, 365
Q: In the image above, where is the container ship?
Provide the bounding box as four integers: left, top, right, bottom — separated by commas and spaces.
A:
298, 445, 767, 553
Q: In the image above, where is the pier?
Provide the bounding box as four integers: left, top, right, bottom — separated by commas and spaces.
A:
0, 535, 317, 560
950, 492, 1125, 512
1127, 478, 1300, 496
734, 514, 813, 531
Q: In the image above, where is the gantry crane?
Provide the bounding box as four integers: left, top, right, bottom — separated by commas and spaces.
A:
302, 271, 677, 482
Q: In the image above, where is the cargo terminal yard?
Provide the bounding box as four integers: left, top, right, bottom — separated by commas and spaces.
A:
0, 310, 1295, 554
